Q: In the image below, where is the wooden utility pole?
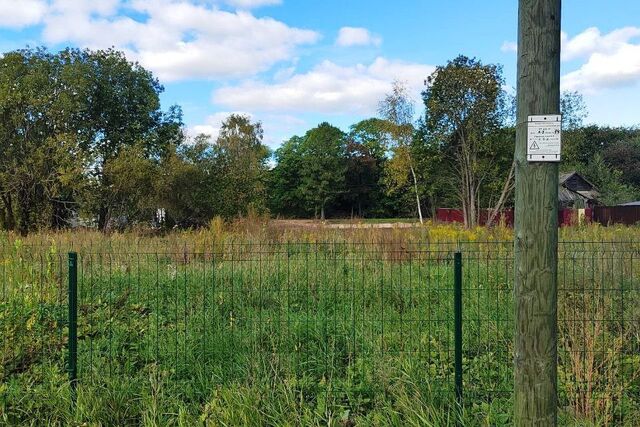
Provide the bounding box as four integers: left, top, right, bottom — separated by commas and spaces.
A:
514, 0, 561, 425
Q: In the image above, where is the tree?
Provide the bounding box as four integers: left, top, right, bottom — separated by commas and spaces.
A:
343, 140, 380, 217
298, 123, 346, 220
346, 119, 392, 217
155, 135, 221, 227
603, 138, 640, 189
70, 48, 183, 230
215, 114, 270, 218
268, 136, 306, 217
560, 91, 588, 131
102, 144, 159, 228
0, 47, 183, 233
578, 153, 639, 206
422, 55, 508, 227
0, 48, 87, 234
348, 118, 390, 161
378, 80, 424, 223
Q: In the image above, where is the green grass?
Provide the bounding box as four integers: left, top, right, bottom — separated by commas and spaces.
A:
1, 238, 639, 425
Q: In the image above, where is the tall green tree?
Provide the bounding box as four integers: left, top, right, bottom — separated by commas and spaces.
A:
343, 140, 380, 218
71, 48, 183, 229
268, 136, 306, 217
346, 119, 391, 217
422, 55, 508, 227
215, 114, 270, 218
0, 48, 87, 234
298, 123, 346, 220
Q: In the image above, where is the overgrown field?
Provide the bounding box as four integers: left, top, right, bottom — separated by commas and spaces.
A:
1, 223, 639, 426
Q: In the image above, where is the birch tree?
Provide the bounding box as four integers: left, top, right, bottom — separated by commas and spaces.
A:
378, 80, 424, 223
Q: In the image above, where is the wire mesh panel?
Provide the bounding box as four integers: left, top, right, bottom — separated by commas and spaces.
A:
459, 242, 514, 417
1, 239, 639, 425
558, 241, 640, 426
0, 243, 68, 420
73, 242, 459, 410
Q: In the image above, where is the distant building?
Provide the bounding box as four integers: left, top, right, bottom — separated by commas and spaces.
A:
558, 171, 599, 209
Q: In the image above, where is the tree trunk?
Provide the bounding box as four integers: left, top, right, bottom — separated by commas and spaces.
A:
1, 192, 15, 231
410, 165, 423, 224
487, 160, 516, 227
16, 187, 31, 236
98, 205, 111, 232
320, 202, 325, 221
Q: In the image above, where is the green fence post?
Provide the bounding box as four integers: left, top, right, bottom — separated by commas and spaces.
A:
68, 252, 78, 406
454, 251, 463, 409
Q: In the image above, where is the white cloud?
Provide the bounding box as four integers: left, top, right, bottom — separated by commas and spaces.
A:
0, 0, 48, 28
500, 41, 517, 53
222, 0, 281, 8
10, 0, 319, 81
336, 26, 382, 47
189, 111, 305, 147
213, 57, 434, 114
561, 27, 640, 92
561, 26, 640, 61
189, 111, 251, 140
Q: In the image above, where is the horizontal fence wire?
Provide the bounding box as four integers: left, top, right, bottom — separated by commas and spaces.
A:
0, 240, 638, 424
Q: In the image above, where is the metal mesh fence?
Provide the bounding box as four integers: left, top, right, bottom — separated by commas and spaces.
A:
1, 240, 638, 424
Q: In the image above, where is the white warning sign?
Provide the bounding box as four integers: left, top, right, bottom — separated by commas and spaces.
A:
527, 115, 562, 162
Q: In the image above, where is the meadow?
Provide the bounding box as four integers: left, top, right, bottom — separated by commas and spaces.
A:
1, 220, 639, 426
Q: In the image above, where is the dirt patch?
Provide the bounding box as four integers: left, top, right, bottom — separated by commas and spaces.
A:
271, 219, 419, 229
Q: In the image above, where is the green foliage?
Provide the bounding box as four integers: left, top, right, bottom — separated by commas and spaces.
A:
156, 137, 221, 227
348, 118, 390, 161
603, 138, 640, 188
560, 91, 588, 131
421, 55, 510, 225
215, 114, 270, 219
0, 47, 182, 233
299, 123, 347, 219
0, 48, 88, 234
268, 123, 347, 219
2, 46, 639, 232
2, 237, 638, 425
576, 154, 639, 205
268, 136, 306, 217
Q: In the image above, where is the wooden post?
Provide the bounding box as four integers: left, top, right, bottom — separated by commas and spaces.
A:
514, 0, 561, 425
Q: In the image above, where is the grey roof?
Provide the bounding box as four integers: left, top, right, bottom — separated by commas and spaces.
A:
558, 171, 599, 202
620, 201, 640, 206
559, 171, 599, 191
558, 186, 592, 204
559, 172, 575, 184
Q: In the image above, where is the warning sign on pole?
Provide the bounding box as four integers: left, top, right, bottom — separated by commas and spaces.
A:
527, 115, 562, 162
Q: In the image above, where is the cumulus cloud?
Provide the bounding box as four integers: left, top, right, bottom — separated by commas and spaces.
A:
4, 0, 319, 81
336, 27, 382, 47
213, 57, 435, 114
561, 26, 640, 61
0, 0, 48, 28
189, 111, 252, 140
189, 111, 305, 147
222, 0, 281, 8
561, 26, 640, 92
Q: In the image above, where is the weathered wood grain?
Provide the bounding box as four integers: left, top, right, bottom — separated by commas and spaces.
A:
514, 0, 561, 425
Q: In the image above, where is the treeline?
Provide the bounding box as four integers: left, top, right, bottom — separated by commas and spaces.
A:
1, 48, 639, 233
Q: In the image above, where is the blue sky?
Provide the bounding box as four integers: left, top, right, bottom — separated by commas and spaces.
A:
1, 0, 639, 147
